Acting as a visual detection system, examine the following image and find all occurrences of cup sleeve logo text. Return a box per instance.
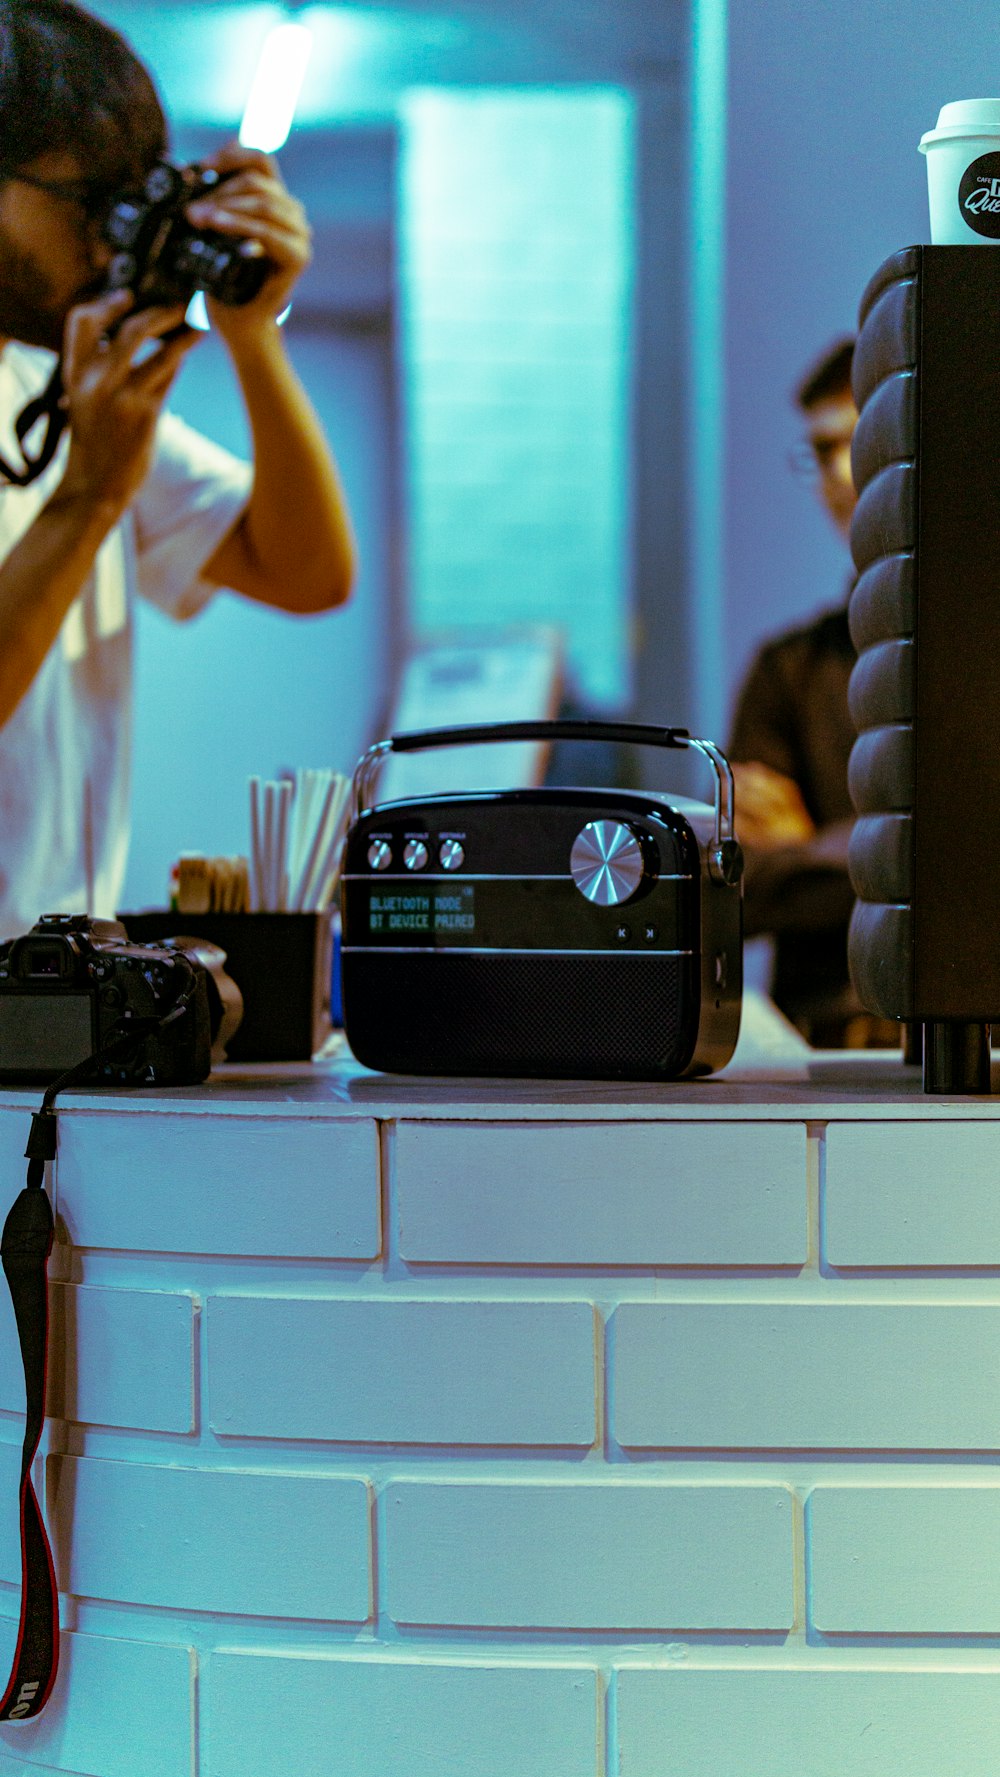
[959,153,1000,238]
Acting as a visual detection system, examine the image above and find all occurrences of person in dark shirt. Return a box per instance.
[728,337,896,1046]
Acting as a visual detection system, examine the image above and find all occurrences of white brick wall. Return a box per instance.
[385,1480,794,1630]
[207,1295,598,1446]
[396,1120,807,1265]
[206,1654,599,1777]
[810,1486,1000,1632]
[0,1281,195,1430]
[0,1628,192,1777]
[398,90,634,708]
[613,1302,1000,1449]
[5,1100,1000,1776]
[54,1113,381,1257]
[47,1456,372,1622]
[616,1669,1000,1777]
[825,1120,1000,1265]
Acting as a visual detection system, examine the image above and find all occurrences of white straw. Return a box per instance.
[290,775,338,911]
[248,767,350,915]
[287,769,308,893]
[309,782,351,910]
[248,776,263,912]
[289,768,323,897]
[82,775,95,912]
[274,780,293,912]
[303,779,351,910]
[263,781,277,910]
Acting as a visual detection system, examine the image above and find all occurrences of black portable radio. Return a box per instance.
[340,720,743,1081]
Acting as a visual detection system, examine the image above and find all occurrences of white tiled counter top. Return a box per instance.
[1,993,1000,1777]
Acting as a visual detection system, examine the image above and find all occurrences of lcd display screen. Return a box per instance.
[368,884,475,937]
[0,994,93,1072]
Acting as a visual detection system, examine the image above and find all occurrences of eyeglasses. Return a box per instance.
[0,169,118,226]
[787,433,855,479]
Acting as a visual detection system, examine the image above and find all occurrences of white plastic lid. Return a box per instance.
[920,99,1000,151]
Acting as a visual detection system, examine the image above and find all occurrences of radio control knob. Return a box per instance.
[570,820,646,906]
[367,839,392,872]
[439,839,465,872]
[403,839,429,872]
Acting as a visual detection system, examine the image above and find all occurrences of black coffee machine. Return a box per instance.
[848,245,1000,1091]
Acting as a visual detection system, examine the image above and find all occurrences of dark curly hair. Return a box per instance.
[793,336,855,412]
[0,0,167,185]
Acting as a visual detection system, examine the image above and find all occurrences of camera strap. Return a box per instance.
[0,362,67,488]
[0,1009,178,1722]
[0,1112,57,1721]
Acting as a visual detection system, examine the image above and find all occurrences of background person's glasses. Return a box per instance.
[787,434,854,479]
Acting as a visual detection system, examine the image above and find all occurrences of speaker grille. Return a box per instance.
[342,951,696,1080]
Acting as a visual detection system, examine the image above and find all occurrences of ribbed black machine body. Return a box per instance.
[847,246,1000,1090]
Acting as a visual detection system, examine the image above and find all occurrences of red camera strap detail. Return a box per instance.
[0,1142,59,1721]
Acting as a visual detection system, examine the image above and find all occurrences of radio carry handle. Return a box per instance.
[350,719,741,886]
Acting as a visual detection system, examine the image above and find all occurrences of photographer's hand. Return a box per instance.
[0,291,199,728]
[58,289,199,516]
[187,144,312,343]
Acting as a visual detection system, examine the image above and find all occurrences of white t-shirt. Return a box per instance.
[0,343,253,941]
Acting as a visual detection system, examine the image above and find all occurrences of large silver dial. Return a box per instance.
[570,820,646,905]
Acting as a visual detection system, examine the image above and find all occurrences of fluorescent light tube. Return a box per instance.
[186,291,211,331]
[191,18,311,330]
[239,21,314,154]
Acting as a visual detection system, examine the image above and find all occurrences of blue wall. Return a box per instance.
[723,0,998,716]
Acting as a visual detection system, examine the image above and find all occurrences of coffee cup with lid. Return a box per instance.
[920,100,1000,243]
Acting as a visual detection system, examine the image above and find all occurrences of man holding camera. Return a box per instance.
[0,0,356,940]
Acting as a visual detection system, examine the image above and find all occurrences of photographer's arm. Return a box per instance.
[191,144,356,616]
[0,292,196,729]
[201,324,355,614]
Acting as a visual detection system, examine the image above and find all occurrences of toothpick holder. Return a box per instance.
[118,910,333,1062]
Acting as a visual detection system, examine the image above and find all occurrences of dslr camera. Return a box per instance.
[102,160,270,310]
[0,161,269,489]
[0,915,241,1086]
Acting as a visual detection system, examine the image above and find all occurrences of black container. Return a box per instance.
[119,911,332,1062]
[847,245,1000,1090]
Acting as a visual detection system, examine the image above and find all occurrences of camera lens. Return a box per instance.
[105,199,146,251]
[144,165,179,204]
